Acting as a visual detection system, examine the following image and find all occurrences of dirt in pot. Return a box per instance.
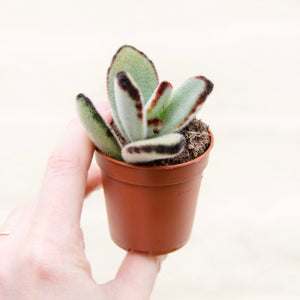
[111,118,211,166]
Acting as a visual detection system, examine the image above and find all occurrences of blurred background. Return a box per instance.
[1,0,299,299]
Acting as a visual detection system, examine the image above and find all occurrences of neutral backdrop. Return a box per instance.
[1,0,299,299]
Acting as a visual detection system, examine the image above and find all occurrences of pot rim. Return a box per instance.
[96,129,214,170]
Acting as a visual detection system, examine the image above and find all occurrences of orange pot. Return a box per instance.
[95,130,214,255]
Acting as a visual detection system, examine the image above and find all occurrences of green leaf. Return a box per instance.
[107,46,159,132]
[114,71,146,142]
[122,133,186,164]
[76,94,122,161]
[158,76,213,135]
[145,81,173,120]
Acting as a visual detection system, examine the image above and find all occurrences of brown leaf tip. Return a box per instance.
[76,93,94,108]
[147,118,164,127]
[156,81,172,98]
[76,93,88,101]
[116,71,141,103]
[147,81,172,114]
[195,75,214,102]
[176,76,214,130]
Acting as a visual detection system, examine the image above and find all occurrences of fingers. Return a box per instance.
[105,252,166,300]
[85,164,102,197]
[0,103,110,248]
[35,118,94,230]
[0,162,101,237]
[94,101,112,123]
[31,101,111,230]
[0,199,37,234]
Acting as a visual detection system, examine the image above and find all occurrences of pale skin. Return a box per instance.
[0,102,165,300]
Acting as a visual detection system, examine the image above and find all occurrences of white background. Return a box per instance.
[1,0,299,299]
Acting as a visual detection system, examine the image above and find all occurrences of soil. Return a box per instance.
[110,118,211,166]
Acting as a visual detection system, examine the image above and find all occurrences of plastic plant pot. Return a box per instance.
[95,130,214,255]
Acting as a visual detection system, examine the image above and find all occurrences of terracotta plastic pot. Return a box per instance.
[95,130,214,255]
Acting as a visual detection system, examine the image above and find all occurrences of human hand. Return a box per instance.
[0,102,165,300]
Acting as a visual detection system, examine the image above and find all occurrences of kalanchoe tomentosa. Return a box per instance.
[76,45,213,164]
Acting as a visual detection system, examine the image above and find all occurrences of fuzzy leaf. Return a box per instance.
[114,71,146,142]
[122,133,186,164]
[146,117,164,138]
[107,45,158,133]
[145,81,173,120]
[76,94,122,160]
[158,76,213,135]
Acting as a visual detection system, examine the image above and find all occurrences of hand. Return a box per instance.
[0,102,165,300]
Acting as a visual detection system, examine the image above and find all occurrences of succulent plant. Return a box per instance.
[76,45,213,164]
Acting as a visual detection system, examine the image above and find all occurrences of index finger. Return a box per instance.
[33,102,112,234]
[35,118,94,230]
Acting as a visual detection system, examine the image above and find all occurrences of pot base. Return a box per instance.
[113,238,189,255]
